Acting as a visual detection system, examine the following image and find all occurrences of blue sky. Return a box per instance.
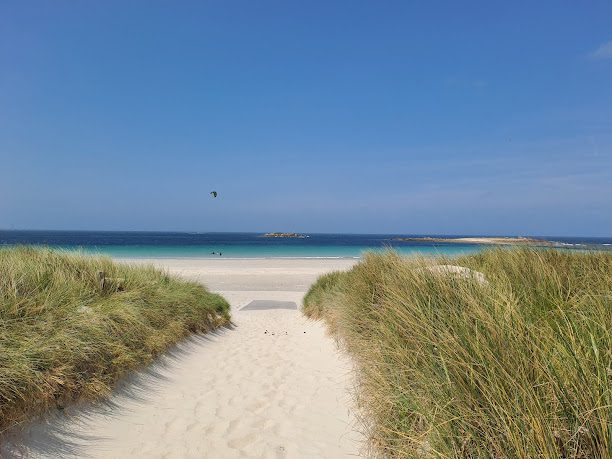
[1,1,611,236]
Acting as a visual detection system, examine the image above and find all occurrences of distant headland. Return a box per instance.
[261,232,308,238]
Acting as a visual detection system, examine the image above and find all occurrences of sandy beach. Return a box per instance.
[2,258,362,459]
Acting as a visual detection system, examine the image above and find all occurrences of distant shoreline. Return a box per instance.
[392,236,558,246]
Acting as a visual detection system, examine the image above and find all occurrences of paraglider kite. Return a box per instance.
[210,191,218,198]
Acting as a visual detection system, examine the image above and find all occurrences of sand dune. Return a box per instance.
[2,258,362,458]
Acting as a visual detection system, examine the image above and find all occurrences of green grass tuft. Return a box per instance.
[0,246,230,433]
[303,249,611,458]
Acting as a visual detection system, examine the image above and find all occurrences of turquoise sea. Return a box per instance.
[1,231,610,259]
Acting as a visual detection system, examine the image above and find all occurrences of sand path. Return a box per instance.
[2,259,362,458]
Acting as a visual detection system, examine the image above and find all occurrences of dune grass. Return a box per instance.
[0,246,230,433]
[303,249,611,458]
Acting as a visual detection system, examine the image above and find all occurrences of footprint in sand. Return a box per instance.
[227,431,257,449]
[246,399,267,414]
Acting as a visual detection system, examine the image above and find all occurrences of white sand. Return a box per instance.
[2,258,363,459]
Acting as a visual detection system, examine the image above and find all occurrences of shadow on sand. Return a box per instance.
[0,324,235,458]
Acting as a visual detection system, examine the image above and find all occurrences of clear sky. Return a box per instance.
[1,1,611,236]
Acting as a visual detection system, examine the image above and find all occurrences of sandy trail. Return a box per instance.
[2,258,362,458]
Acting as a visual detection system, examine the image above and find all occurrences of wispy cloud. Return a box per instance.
[588,41,612,60]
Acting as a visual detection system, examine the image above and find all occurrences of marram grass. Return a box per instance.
[303,249,611,458]
[0,246,230,433]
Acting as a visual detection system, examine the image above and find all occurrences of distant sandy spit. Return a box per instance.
[2,258,363,459]
[393,236,556,245]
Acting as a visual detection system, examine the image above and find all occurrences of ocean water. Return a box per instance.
[0,231,610,259]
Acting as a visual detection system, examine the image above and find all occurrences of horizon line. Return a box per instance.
[0,228,610,239]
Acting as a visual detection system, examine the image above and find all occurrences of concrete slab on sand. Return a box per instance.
[240,299,298,311]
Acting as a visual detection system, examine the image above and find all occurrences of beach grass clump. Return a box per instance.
[0,246,230,433]
[303,249,611,458]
